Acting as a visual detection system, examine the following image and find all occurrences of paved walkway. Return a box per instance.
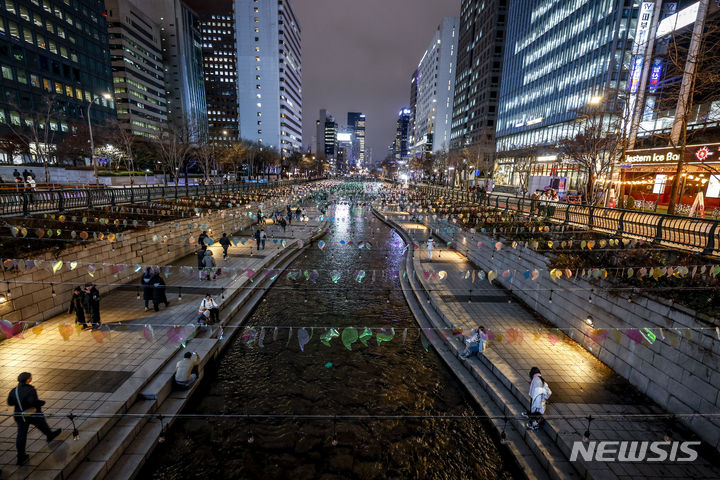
[383,210,720,480]
[0,197,325,478]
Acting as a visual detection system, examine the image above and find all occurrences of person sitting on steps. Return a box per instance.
[174,352,200,389]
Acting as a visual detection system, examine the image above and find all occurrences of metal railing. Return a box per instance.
[413,184,720,256]
[0,179,321,217]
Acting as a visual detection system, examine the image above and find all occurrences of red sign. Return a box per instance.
[697,146,710,161]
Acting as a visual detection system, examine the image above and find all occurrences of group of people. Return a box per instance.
[140,267,170,312]
[530,189,560,218]
[67,283,101,329]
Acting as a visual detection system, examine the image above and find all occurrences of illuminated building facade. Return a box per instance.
[235,0,302,156]
[413,16,458,154]
[494,0,636,191]
[106,0,166,138]
[347,111,365,168]
[186,0,238,143]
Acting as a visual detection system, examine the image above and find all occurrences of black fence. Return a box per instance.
[0,179,319,217]
[414,184,720,256]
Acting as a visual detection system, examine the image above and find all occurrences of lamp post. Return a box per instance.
[88,92,112,185]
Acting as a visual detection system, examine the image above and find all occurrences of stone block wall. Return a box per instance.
[0,207,255,328]
[429,222,720,450]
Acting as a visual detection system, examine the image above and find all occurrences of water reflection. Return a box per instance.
[144,201,520,480]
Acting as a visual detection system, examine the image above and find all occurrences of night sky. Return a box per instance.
[293,0,460,164]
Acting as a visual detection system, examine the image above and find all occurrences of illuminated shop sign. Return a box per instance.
[656,2,700,38]
[625,144,720,164]
[629,56,644,93]
[632,2,656,55]
[648,57,663,93]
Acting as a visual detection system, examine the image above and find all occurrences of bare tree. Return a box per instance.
[7,95,61,183]
[217,141,247,181]
[557,100,625,205]
[106,122,138,184]
[652,14,720,214]
[0,133,28,164]
[194,140,217,182]
[156,122,196,186]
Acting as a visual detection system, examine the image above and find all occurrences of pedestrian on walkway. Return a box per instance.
[295,207,301,221]
[546,189,559,218]
[151,270,170,310]
[530,190,540,217]
[254,229,261,251]
[68,286,89,329]
[83,283,101,328]
[203,250,216,280]
[198,230,209,247]
[279,216,287,232]
[219,232,231,259]
[141,267,155,311]
[7,372,62,466]
[260,229,266,250]
[197,245,207,280]
[527,367,552,431]
[197,293,220,324]
[427,237,434,260]
[174,352,200,389]
[256,209,263,225]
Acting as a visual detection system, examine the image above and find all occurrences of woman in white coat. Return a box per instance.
[527,366,551,430]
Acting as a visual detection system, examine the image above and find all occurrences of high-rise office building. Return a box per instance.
[324,115,337,159]
[494,0,636,191]
[0,0,115,153]
[316,108,330,157]
[394,108,411,161]
[347,111,365,168]
[408,68,418,151]
[413,16,459,155]
[450,0,507,162]
[106,0,167,138]
[235,0,302,156]
[186,0,238,143]
[145,0,208,141]
[336,124,353,173]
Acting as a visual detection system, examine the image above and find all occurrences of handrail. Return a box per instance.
[0,178,324,217]
[410,183,720,257]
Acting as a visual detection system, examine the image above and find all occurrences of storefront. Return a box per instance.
[494,155,586,198]
[621,143,720,209]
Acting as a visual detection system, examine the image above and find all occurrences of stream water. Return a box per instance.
[142,197,521,479]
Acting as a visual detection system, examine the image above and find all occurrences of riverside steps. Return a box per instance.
[376,208,720,480]
[0,200,327,479]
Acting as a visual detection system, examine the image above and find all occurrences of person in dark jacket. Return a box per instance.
[219,232,231,259]
[68,286,89,329]
[83,283,101,328]
[141,268,155,311]
[7,372,61,465]
[198,230,209,247]
[151,271,169,311]
[197,245,207,280]
[254,229,261,251]
[279,217,287,232]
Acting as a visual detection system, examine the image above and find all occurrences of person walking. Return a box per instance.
[141,267,155,311]
[197,293,220,324]
[279,216,287,232]
[254,229,261,251]
[68,286,89,329]
[427,237,434,260]
[530,190,540,217]
[83,283,101,329]
[197,245,207,280]
[219,232,231,259]
[260,229,266,250]
[7,372,62,466]
[151,270,170,310]
[197,230,209,247]
[526,367,552,430]
[203,250,216,280]
[295,207,302,221]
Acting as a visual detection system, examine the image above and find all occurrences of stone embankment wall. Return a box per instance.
[0,206,255,328]
[430,222,720,450]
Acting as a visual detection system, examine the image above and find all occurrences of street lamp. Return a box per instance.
[88,92,113,185]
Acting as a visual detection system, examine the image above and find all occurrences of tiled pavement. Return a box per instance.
[0,198,325,479]
[384,211,720,480]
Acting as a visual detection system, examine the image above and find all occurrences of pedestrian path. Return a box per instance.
[382,210,720,480]
[0,202,325,479]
